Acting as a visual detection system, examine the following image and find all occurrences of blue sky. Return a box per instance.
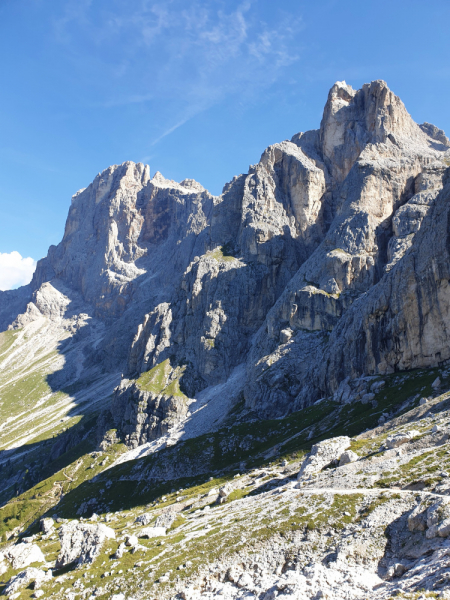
[1,0,449,288]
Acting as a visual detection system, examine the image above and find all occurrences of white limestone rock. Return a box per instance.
[5,544,46,570]
[154,514,177,529]
[138,527,166,539]
[339,450,358,466]
[125,535,139,547]
[3,568,51,596]
[40,518,54,535]
[134,513,153,526]
[297,436,351,479]
[385,430,420,449]
[56,521,115,568]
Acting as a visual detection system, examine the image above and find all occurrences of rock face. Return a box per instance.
[1,79,450,448]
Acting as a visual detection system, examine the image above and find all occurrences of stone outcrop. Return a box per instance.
[243,81,450,416]
[56,521,115,568]
[3,567,51,596]
[138,527,166,538]
[297,436,351,479]
[3,543,46,570]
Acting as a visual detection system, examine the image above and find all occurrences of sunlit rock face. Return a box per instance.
[2,79,450,442]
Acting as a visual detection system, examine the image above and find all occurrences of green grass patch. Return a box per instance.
[136,359,187,398]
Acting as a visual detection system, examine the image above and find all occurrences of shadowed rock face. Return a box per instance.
[2,79,450,444]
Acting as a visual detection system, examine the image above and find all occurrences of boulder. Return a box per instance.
[56,520,115,568]
[427,498,450,530]
[237,572,254,589]
[0,553,7,577]
[40,518,54,535]
[138,527,166,539]
[219,484,232,498]
[114,543,126,559]
[155,513,176,529]
[297,436,351,479]
[5,543,46,570]
[360,393,375,404]
[4,568,51,596]
[371,380,385,392]
[436,518,450,538]
[432,377,441,389]
[385,430,420,449]
[408,504,427,532]
[22,536,36,544]
[125,535,138,547]
[339,450,358,466]
[134,513,152,526]
[280,328,293,344]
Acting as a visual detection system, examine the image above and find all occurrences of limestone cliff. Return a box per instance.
[2,79,450,445]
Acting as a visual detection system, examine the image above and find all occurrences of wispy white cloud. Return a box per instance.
[52,1,304,144]
[0,251,36,291]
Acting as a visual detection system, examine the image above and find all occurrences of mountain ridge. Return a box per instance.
[2,79,450,445]
[2,79,450,599]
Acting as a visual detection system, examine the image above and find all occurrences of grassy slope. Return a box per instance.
[40,366,448,520]
[1,348,449,599]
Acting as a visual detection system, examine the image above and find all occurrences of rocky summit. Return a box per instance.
[1,80,450,599]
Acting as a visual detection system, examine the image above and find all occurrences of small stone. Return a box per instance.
[432,377,441,389]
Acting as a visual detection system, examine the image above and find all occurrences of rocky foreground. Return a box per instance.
[1,368,450,599]
[1,80,450,598]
